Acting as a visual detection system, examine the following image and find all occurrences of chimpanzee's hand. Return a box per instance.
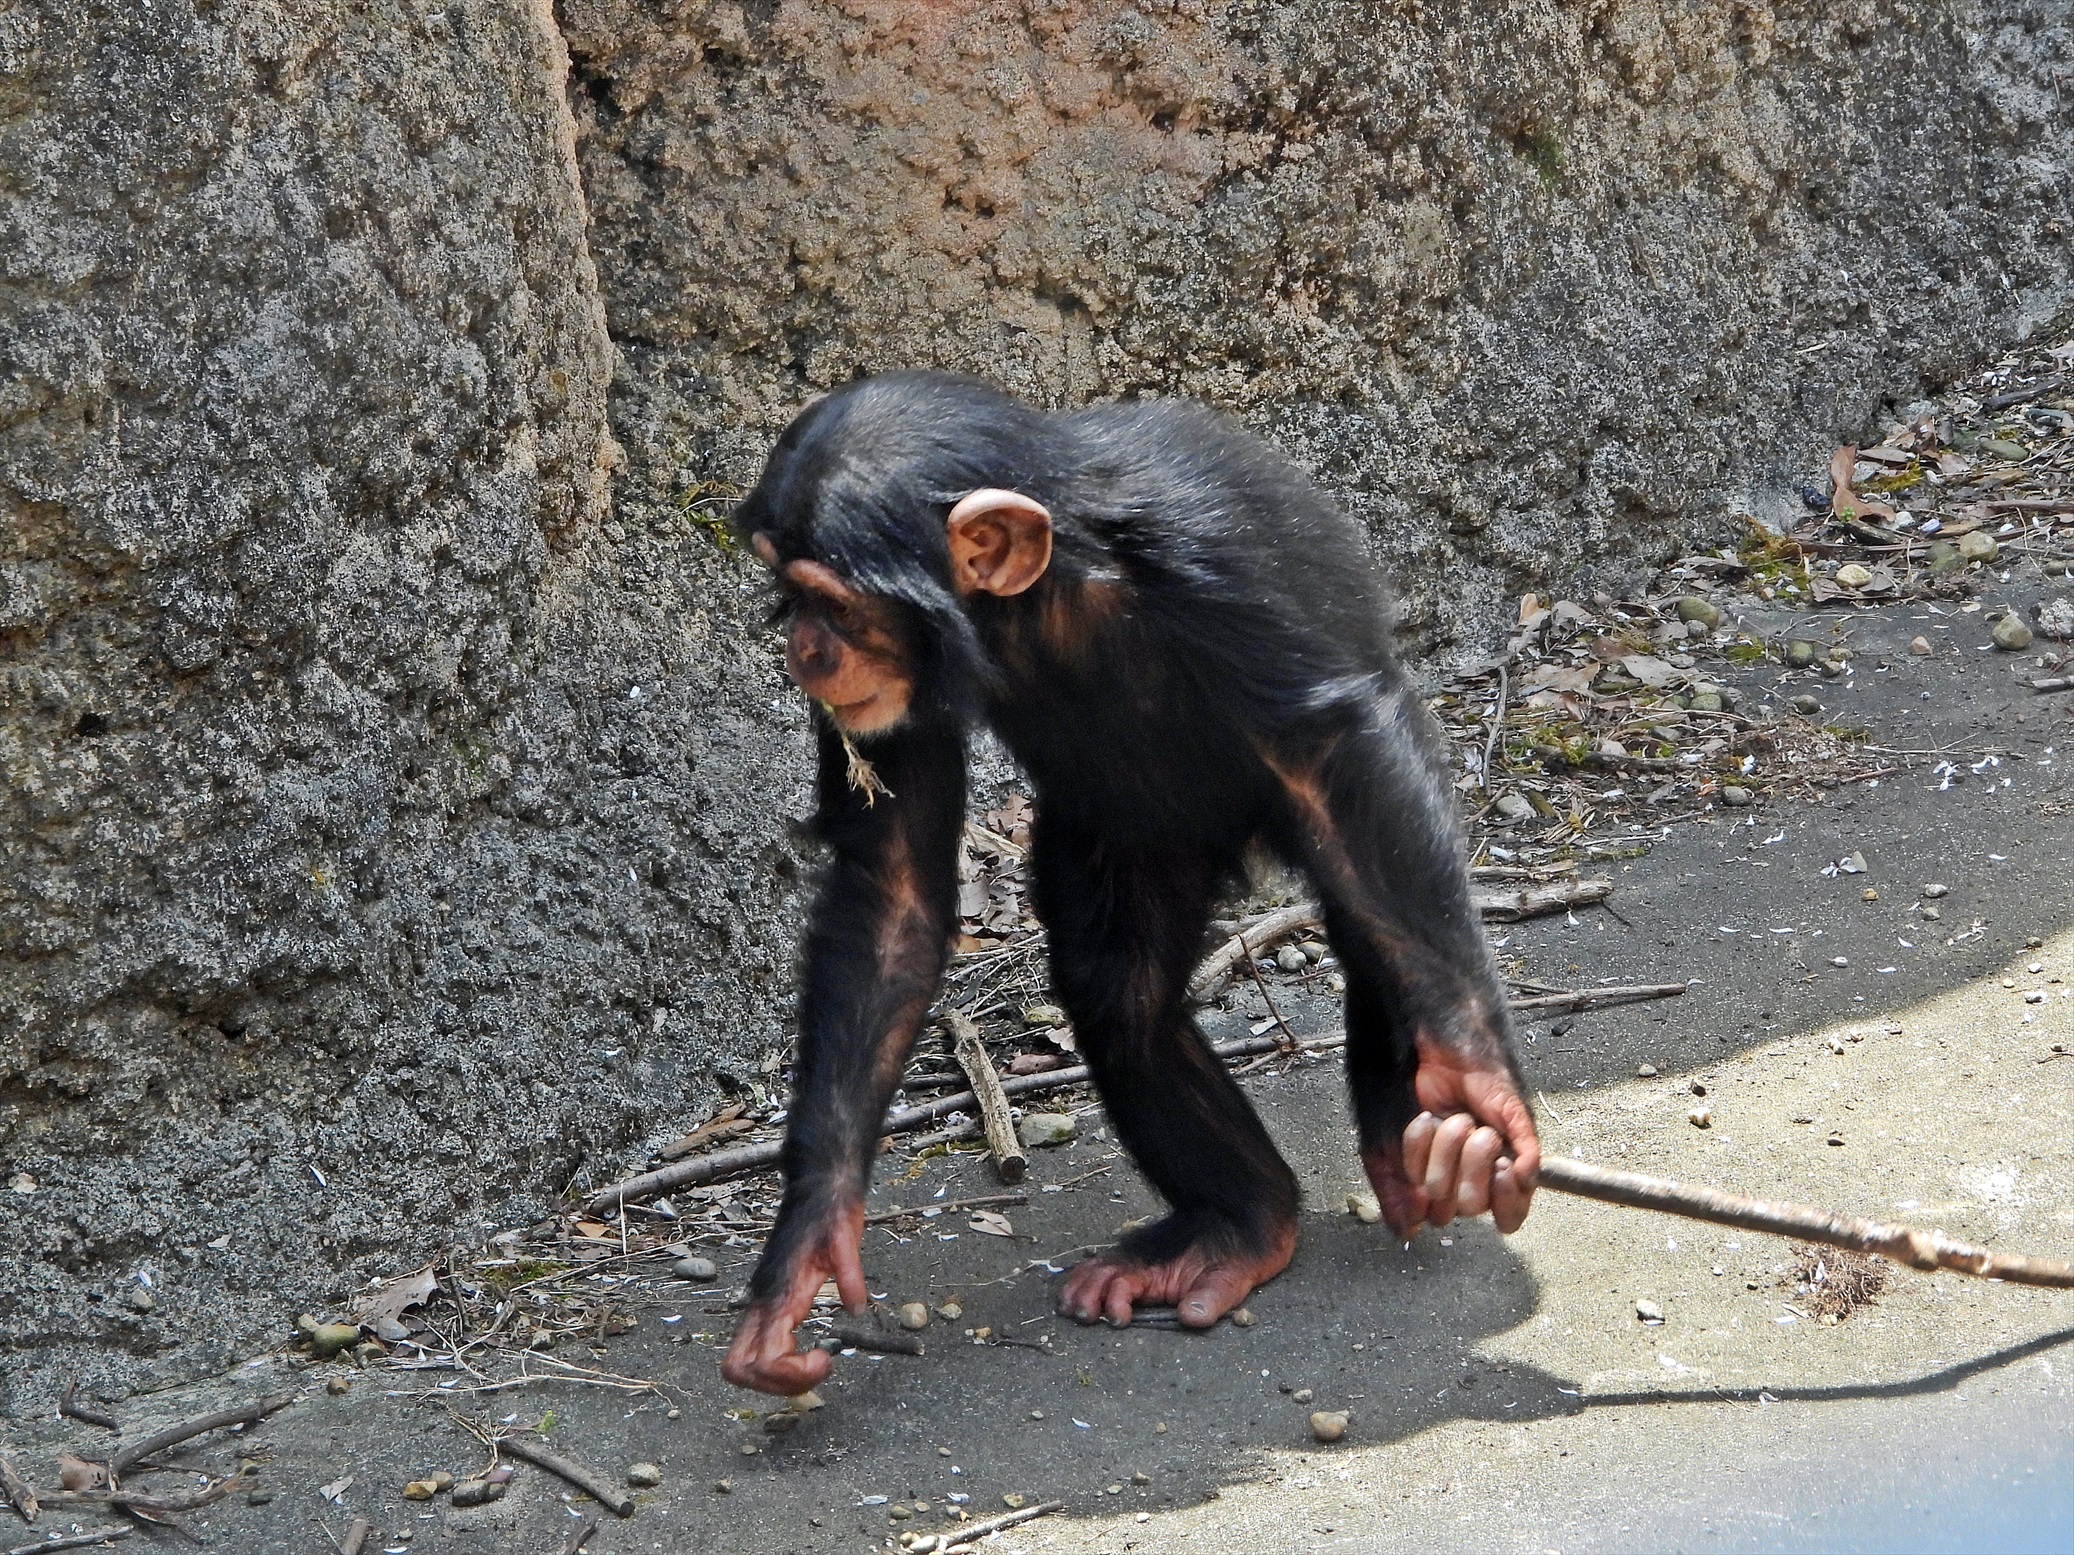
[720,1201,867,1396]
[1362,1037,1540,1239]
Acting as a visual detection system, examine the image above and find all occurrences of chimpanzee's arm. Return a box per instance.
[1266,686,1540,1239]
[721,715,964,1394]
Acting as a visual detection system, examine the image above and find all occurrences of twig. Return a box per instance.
[339,1519,372,1555]
[495,1437,635,1519]
[1508,982,1689,1013]
[1473,878,1613,922]
[831,1325,923,1356]
[948,1011,1027,1185]
[106,1391,297,1476]
[1480,664,1509,795]
[863,1193,1027,1228]
[59,1380,118,1432]
[3,1532,131,1555]
[1242,955,1298,1048]
[2033,676,2073,693]
[0,1453,37,1524]
[46,1477,250,1514]
[1186,904,1320,1000]
[1539,1157,2074,1288]
[937,1499,1067,1550]
[556,1519,599,1555]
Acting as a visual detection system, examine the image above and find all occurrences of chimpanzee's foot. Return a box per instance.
[1057,1212,1297,1328]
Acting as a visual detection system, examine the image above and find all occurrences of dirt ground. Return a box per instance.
[4,586,2071,1553]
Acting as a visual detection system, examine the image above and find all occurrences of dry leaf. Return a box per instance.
[968,1210,1014,1237]
[351,1262,439,1328]
[1828,444,1895,521]
[57,1451,107,1492]
[1617,654,1677,688]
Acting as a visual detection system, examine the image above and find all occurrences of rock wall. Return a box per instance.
[1,0,2069,1400]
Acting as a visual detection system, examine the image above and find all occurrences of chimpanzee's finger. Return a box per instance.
[1421,1111,1476,1226]
[1401,1111,1439,1189]
[1490,1159,1534,1233]
[1453,1125,1506,1220]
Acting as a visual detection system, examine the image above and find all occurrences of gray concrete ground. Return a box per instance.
[3,587,2070,1554]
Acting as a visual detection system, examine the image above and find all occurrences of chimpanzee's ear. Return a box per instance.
[945,489,1053,597]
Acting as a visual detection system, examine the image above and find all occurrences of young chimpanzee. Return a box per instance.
[720,372,1539,1396]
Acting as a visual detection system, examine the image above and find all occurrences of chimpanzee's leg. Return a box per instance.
[1265,691,1539,1239]
[1031,814,1300,1327]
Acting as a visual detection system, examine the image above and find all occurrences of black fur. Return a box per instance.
[735,372,1521,1299]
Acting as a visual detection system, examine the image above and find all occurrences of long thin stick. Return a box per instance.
[0,1453,37,1524]
[107,1391,296,1475]
[4,1532,131,1555]
[948,1012,1027,1185]
[937,1499,1066,1551]
[496,1436,635,1518]
[339,1519,372,1555]
[1539,1157,2074,1289]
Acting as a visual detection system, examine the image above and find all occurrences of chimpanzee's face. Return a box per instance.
[753,533,915,735]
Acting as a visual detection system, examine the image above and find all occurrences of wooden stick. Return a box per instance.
[1473,878,1612,922]
[948,1011,1027,1185]
[863,1193,1027,1227]
[1539,1157,2074,1289]
[339,1518,372,1555]
[937,1499,1066,1551]
[831,1325,923,1356]
[46,1476,249,1514]
[106,1391,296,1476]
[59,1379,117,1432]
[3,1532,131,1555]
[1508,982,1689,1013]
[0,1453,37,1526]
[556,1518,598,1555]
[1187,904,1320,1000]
[2032,675,2073,692]
[496,1437,634,1518]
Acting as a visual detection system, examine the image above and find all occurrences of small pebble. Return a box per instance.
[1293,1387,1314,1404]
[373,1316,410,1344]
[1635,1299,1663,1324]
[403,1479,442,1501]
[1908,636,1932,656]
[1923,905,1942,921]
[713,1478,734,1493]
[1300,941,1327,963]
[1022,1005,1068,1028]
[627,1462,663,1488]
[1790,693,1822,715]
[1958,530,1999,563]
[1833,563,1874,590]
[899,1302,930,1331]
[1310,1410,1350,1443]
[790,1390,825,1412]
[326,1375,350,1396]
[935,1301,963,1321]
[1922,882,1948,898]
[1784,640,1818,668]
[1132,1471,1152,1485]
[247,1486,274,1506]
[1636,1063,1658,1078]
[1688,1106,1712,1129]
[1275,945,1308,974]
[673,1255,718,1283]
[888,1505,911,1521]
[1002,1493,1028,1509]
[1154,1422,1168,1434]
[1326,972,1347,994]
[1720,785,1752,807]
[1830,956,1849,968]
[763,1412,799,1434]
[1494,792,1538,825]
[1689,1081,1707,1096]
[1231,1308,1256,1328]
[1105,1482,1123,1495]
[1675,596,1722,629]
[1346,1192,1382,1224]
[666,1407,682,1420]
[1027,1410,1043,1421]
[451,1479,505,1508]
[1862,888,1879,902]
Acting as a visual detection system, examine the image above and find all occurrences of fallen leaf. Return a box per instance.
[968,1211,1015,1237]
[1618,654,1678,688]
[57,1452,107,1492]
[1828,444,1895,522]
[320,1474,355,1503]
[351,1263,439,1328]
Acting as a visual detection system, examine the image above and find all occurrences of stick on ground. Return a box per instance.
[0,1453,37,1525]
[59,1380,117,1432]
[3,1531,131,1555]
[556,1517,599,1555]
[938,1499,1066,1550]
[948,1010,1027,1184]
[496,1436,635,1518]
[339,1518,372,1555]
[831,1324,924,1356]
[1539,1156,2074,1289]
[106,1390,296,1476]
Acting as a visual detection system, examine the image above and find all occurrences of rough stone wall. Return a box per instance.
[565,0,2074,642]
[1,0,2069,1402]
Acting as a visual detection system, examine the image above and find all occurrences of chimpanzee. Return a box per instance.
[720,372,1539,1396]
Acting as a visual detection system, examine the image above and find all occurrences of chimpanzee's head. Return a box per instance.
[734,374,1058,734]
